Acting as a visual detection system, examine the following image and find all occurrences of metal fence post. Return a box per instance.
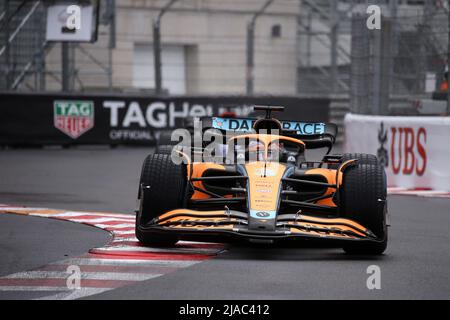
[372,25,381,115]
[447,0,450,115]
[330,0,338,94]
[350,13,370,114]
[153,21,162,94]
[371,16,392,116]
[4,0,11,89]
[246,23,255,95]
[245,0,274,95]
[379,18,391,115]
[62,42,69,91]
[108,0,116,91]
[153,0,179,95]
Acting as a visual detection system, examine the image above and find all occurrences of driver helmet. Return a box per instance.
[248,140,265,161]
[267,141,284,161]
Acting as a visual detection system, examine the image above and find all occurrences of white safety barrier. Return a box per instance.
[344,113,450,191]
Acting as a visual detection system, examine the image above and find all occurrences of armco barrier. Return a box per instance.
[345,113,450,191]
[0,92,329,146]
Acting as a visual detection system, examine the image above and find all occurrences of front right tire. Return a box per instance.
[340,163,388,255]
[155,144,174,155]
[328,153,379,169]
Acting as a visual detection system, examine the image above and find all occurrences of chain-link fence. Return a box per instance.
[3,0,449,106]
[392,10,448,96]
[0,0,301,95]
[0,0,117,93]
[0,1,47,91]
[350,5,449,115]
[297,0,353,96]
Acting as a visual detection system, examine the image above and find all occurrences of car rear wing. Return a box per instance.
[201,117,338,151]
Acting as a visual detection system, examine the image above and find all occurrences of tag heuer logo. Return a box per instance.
[54,100,94,139]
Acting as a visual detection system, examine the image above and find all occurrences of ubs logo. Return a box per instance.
[377,122,427,176]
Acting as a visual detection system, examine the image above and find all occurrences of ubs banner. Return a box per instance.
[0,92,329,146]
[345,113,450,191]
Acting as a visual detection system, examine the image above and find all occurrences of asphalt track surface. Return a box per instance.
[0,146,449,299]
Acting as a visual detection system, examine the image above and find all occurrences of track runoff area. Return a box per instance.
[0,205,225,300]
[0,187,448,300]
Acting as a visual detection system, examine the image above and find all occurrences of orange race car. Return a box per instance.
[135,106,388,255]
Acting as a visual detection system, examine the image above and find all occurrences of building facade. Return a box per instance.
[42,0,300,95]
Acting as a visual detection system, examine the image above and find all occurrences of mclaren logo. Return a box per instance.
[255,211,270,218]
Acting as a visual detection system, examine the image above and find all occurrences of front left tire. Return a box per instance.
[136,154,186,246]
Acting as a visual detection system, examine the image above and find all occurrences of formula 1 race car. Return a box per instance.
[136,106,388,255]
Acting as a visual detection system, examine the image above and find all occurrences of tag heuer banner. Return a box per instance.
[0,92,329,146]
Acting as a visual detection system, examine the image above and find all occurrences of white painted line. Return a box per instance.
[4,271,162,281]
[69,218,135,224]
[0,286,70,291]
[94,223,134,229]
[388,188,450,197]
[0,209,134,219]
[93,245,220,254]
[45,211,134,219]
[36,288,111,300]
[387,187,408,192]
[179,240,222,245]
[55,258,200,268]
[0,207,55,212]
[30,213,61,218]
[111,237,140,243]
[423,193,450,198]
[410,190,447,195]
[112,230,136,235]
[390,190,446,195]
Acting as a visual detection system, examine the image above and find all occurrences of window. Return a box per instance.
[133,43,186,94]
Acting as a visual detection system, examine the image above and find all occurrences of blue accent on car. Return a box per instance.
[212,117,325,135]
[250,210,277,219]
[280,121,325,135]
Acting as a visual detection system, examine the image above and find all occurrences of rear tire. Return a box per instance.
[340,164,388,255]
[158,131,175,146]
[155,131,176,157]
[136,154,186,246]
[341,153,378,165]
[329,153,378,169]
[155,144,173,155]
